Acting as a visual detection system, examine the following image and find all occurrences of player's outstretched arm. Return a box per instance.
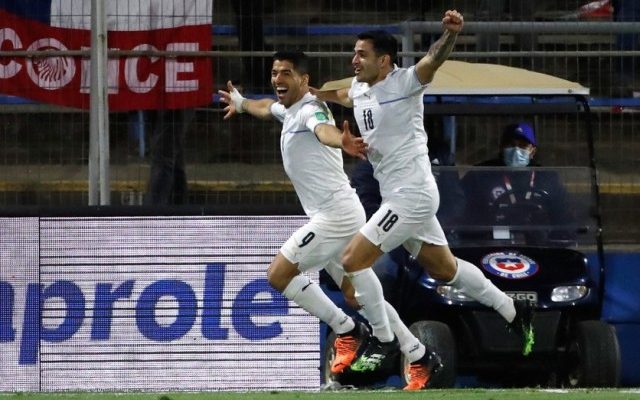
[218,80,275,120]
[310,87,353,108]
[415,9,464,85]
[315,120,367,160]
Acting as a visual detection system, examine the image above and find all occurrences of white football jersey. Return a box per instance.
[270,92,356,216]
[349,65,436,200]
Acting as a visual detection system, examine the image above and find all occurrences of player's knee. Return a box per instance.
[265,265,281,290]
[428,262,456,282]
[341,243,372,273]
[267,263,297,292]
[341,251,368,273]
[340,247,356,272]
[420,251,457,282]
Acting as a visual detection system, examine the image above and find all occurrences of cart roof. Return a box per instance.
[319,60,590,96]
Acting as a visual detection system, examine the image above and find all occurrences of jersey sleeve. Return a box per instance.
[270,102,286,123]
[302,101,335,133]
[347,77,358,99]
[392,66,428,95]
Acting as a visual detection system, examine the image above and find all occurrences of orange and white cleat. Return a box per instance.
[403,350,442,390]
[330,319,369,374]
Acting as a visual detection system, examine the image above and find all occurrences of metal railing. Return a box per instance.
[400,21,640,65]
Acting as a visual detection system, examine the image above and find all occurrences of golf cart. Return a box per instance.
[320,61,621,388]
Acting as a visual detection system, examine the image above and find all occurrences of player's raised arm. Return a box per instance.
[315,120,367,160]
[218,80,275,120]
[310,86,353,108]
[415,9,464,85]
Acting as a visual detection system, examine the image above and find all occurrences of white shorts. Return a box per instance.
[360,189,448,257]
[280,198,366,273]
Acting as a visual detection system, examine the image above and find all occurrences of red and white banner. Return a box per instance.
[0,1,212,111]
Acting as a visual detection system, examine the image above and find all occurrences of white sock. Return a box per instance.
[386,303,425,362]
[348,268,394,342]
[449,258,516,322]
[282,274,355,334]
[358,302,425,363]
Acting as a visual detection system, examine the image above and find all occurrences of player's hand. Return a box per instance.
[341,120,368,160]
[442,10,464,34]
[217,80,245,120]
[309,86,328,101]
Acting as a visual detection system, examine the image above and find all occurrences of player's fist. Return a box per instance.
[442,10,463,33]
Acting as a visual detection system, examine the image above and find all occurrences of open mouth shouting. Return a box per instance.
[275,86,289,101]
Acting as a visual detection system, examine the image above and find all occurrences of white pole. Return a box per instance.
[89,0,110,205]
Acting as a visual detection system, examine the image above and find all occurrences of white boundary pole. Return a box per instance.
[89,0,110,205]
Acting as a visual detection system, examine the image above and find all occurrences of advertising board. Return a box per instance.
[0,216,319,391]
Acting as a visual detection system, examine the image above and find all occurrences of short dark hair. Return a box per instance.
[272,50,309,75]
[357,30,398,64]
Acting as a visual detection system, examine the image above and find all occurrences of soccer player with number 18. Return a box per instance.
[313,10,536,381]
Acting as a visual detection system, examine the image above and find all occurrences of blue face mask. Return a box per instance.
[503,146,531,167]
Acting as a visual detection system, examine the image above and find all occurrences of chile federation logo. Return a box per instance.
[481,251,539,279]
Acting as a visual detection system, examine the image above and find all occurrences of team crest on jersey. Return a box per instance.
[315,112,329,121]
[481,251,539,279]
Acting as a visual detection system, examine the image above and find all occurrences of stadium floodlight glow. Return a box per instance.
[437,285,474,302]
[551,285,588,302]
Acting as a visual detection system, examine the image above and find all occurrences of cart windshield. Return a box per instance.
[436,165,597,249]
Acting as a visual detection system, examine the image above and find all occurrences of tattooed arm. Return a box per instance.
[415,10,464,85]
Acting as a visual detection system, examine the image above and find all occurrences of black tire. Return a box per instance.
[322,330,339,386]
[565,320,621,388]
[400,320,457,388]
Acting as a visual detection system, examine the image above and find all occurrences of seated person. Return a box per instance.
[460,122,574,242]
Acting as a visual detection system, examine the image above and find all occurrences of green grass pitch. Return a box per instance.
[1,389,640,400]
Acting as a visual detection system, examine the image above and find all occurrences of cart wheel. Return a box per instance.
[400,320,457,388]
[565,320,621,387]
[322,330,339,386]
